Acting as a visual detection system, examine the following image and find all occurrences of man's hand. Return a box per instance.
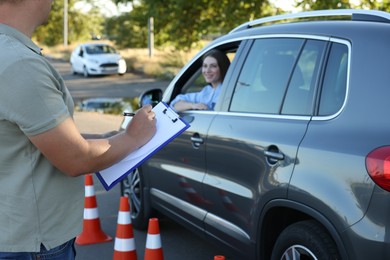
[125,105,156,148]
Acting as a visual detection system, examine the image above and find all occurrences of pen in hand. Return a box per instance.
[123,112,136,117]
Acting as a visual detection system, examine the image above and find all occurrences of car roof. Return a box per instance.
[230,9,390,33]
[214,9,390,43]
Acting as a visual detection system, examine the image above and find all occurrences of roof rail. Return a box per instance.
[230,9,390,33]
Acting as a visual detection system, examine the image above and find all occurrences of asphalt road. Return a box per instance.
[49,57,170,104]
[51,58,234,260]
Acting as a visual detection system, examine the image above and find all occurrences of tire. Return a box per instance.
[70,64,77,75]
[83,66,89,77]
[271,220,340,260]
[120,168,152,230]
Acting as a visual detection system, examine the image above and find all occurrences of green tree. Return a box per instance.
[105,4,149,48]
[33,0,105,46]
[111,0,277,50]
[294,0,390,15]
[295,0,351,10]
[357,0,390,11]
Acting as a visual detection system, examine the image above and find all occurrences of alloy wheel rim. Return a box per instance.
[128,169,141,216]
[281,245,317,260]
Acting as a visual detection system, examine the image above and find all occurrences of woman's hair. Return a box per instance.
[202,49,231,81]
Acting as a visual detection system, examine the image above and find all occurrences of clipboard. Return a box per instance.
[96,102,190,190]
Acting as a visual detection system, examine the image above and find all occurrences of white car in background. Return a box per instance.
[70,43,127,77]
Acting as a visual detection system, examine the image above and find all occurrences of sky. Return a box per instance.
[74,0,132,17]
[273,0,298,12]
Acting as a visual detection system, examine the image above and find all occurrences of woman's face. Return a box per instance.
[202,56,221,87]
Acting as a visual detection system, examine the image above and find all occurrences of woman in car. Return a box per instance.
[170,49,230,112]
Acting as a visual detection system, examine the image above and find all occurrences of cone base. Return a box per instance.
[113,250,137,260]
[144,249,163,260]
[76,218,113,245]
[75,230,112,245]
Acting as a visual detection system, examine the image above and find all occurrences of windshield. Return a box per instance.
[85,45,117,55]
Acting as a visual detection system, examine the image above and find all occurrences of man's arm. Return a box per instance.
[29,105,156,177]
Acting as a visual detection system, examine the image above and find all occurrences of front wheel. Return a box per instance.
[70,64,77,75]
[271,220,340,260]
[120,168,153,229]
[83,66,89,77]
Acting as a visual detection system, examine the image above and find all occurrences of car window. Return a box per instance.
[76,47,83,57]
[180,70,207,94]
[180,52,236,95]
[230,38,304,114]
[85,45,117,55]
[282,40,327,115]
[318,42,348,116]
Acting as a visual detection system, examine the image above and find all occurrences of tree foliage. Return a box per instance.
[357,0,390,11]
[295,0,390,12]
[32,0,390,49]
[105,4,149,48]
[34,0,105,46]
[295,0,351,10]
[111,0,277,50]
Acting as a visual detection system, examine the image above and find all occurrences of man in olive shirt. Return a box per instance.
[0,0,156,258]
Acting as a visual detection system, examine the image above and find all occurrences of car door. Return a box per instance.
[202,37,328,251]
[142,43,241,231]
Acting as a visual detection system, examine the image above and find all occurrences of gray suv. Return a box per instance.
[121,9,390,259]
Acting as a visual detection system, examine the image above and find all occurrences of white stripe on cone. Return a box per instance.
[117,211,131,225]
[114,237,136,252]
[83,207,99,220]
[85,185,95,197]
[146,234,162,249]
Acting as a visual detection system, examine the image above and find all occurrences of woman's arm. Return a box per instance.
[173,100,208,112]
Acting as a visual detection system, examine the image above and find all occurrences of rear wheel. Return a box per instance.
[120,168,152,229]
[271,220,340,260]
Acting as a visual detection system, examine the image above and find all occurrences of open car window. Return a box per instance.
[168,42,241,110]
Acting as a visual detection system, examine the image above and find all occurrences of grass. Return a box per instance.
[41,41,200,80]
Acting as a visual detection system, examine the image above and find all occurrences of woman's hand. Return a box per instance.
[191,102,208,110]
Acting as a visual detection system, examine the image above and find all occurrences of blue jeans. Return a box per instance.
[0,238,76,260]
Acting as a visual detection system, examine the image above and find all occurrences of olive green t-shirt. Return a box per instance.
[0,24,84,252]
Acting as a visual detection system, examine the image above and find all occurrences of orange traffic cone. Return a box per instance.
[113,197,137,260]
[144,218,163,260]
[214,256,225,260]
[76,174,112,245]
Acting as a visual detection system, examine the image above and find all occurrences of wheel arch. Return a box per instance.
[257,199,348,260]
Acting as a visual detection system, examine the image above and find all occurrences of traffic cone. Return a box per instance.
[214,256,225,260]
[113,196,137,260]
[76,174,112,245]
[144,218,163,260]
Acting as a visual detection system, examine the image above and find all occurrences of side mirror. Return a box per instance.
[139,89,163,108]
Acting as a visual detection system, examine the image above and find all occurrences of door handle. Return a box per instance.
[264,150,284,160]
[264,148,284,165]
[190,134,204,149]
